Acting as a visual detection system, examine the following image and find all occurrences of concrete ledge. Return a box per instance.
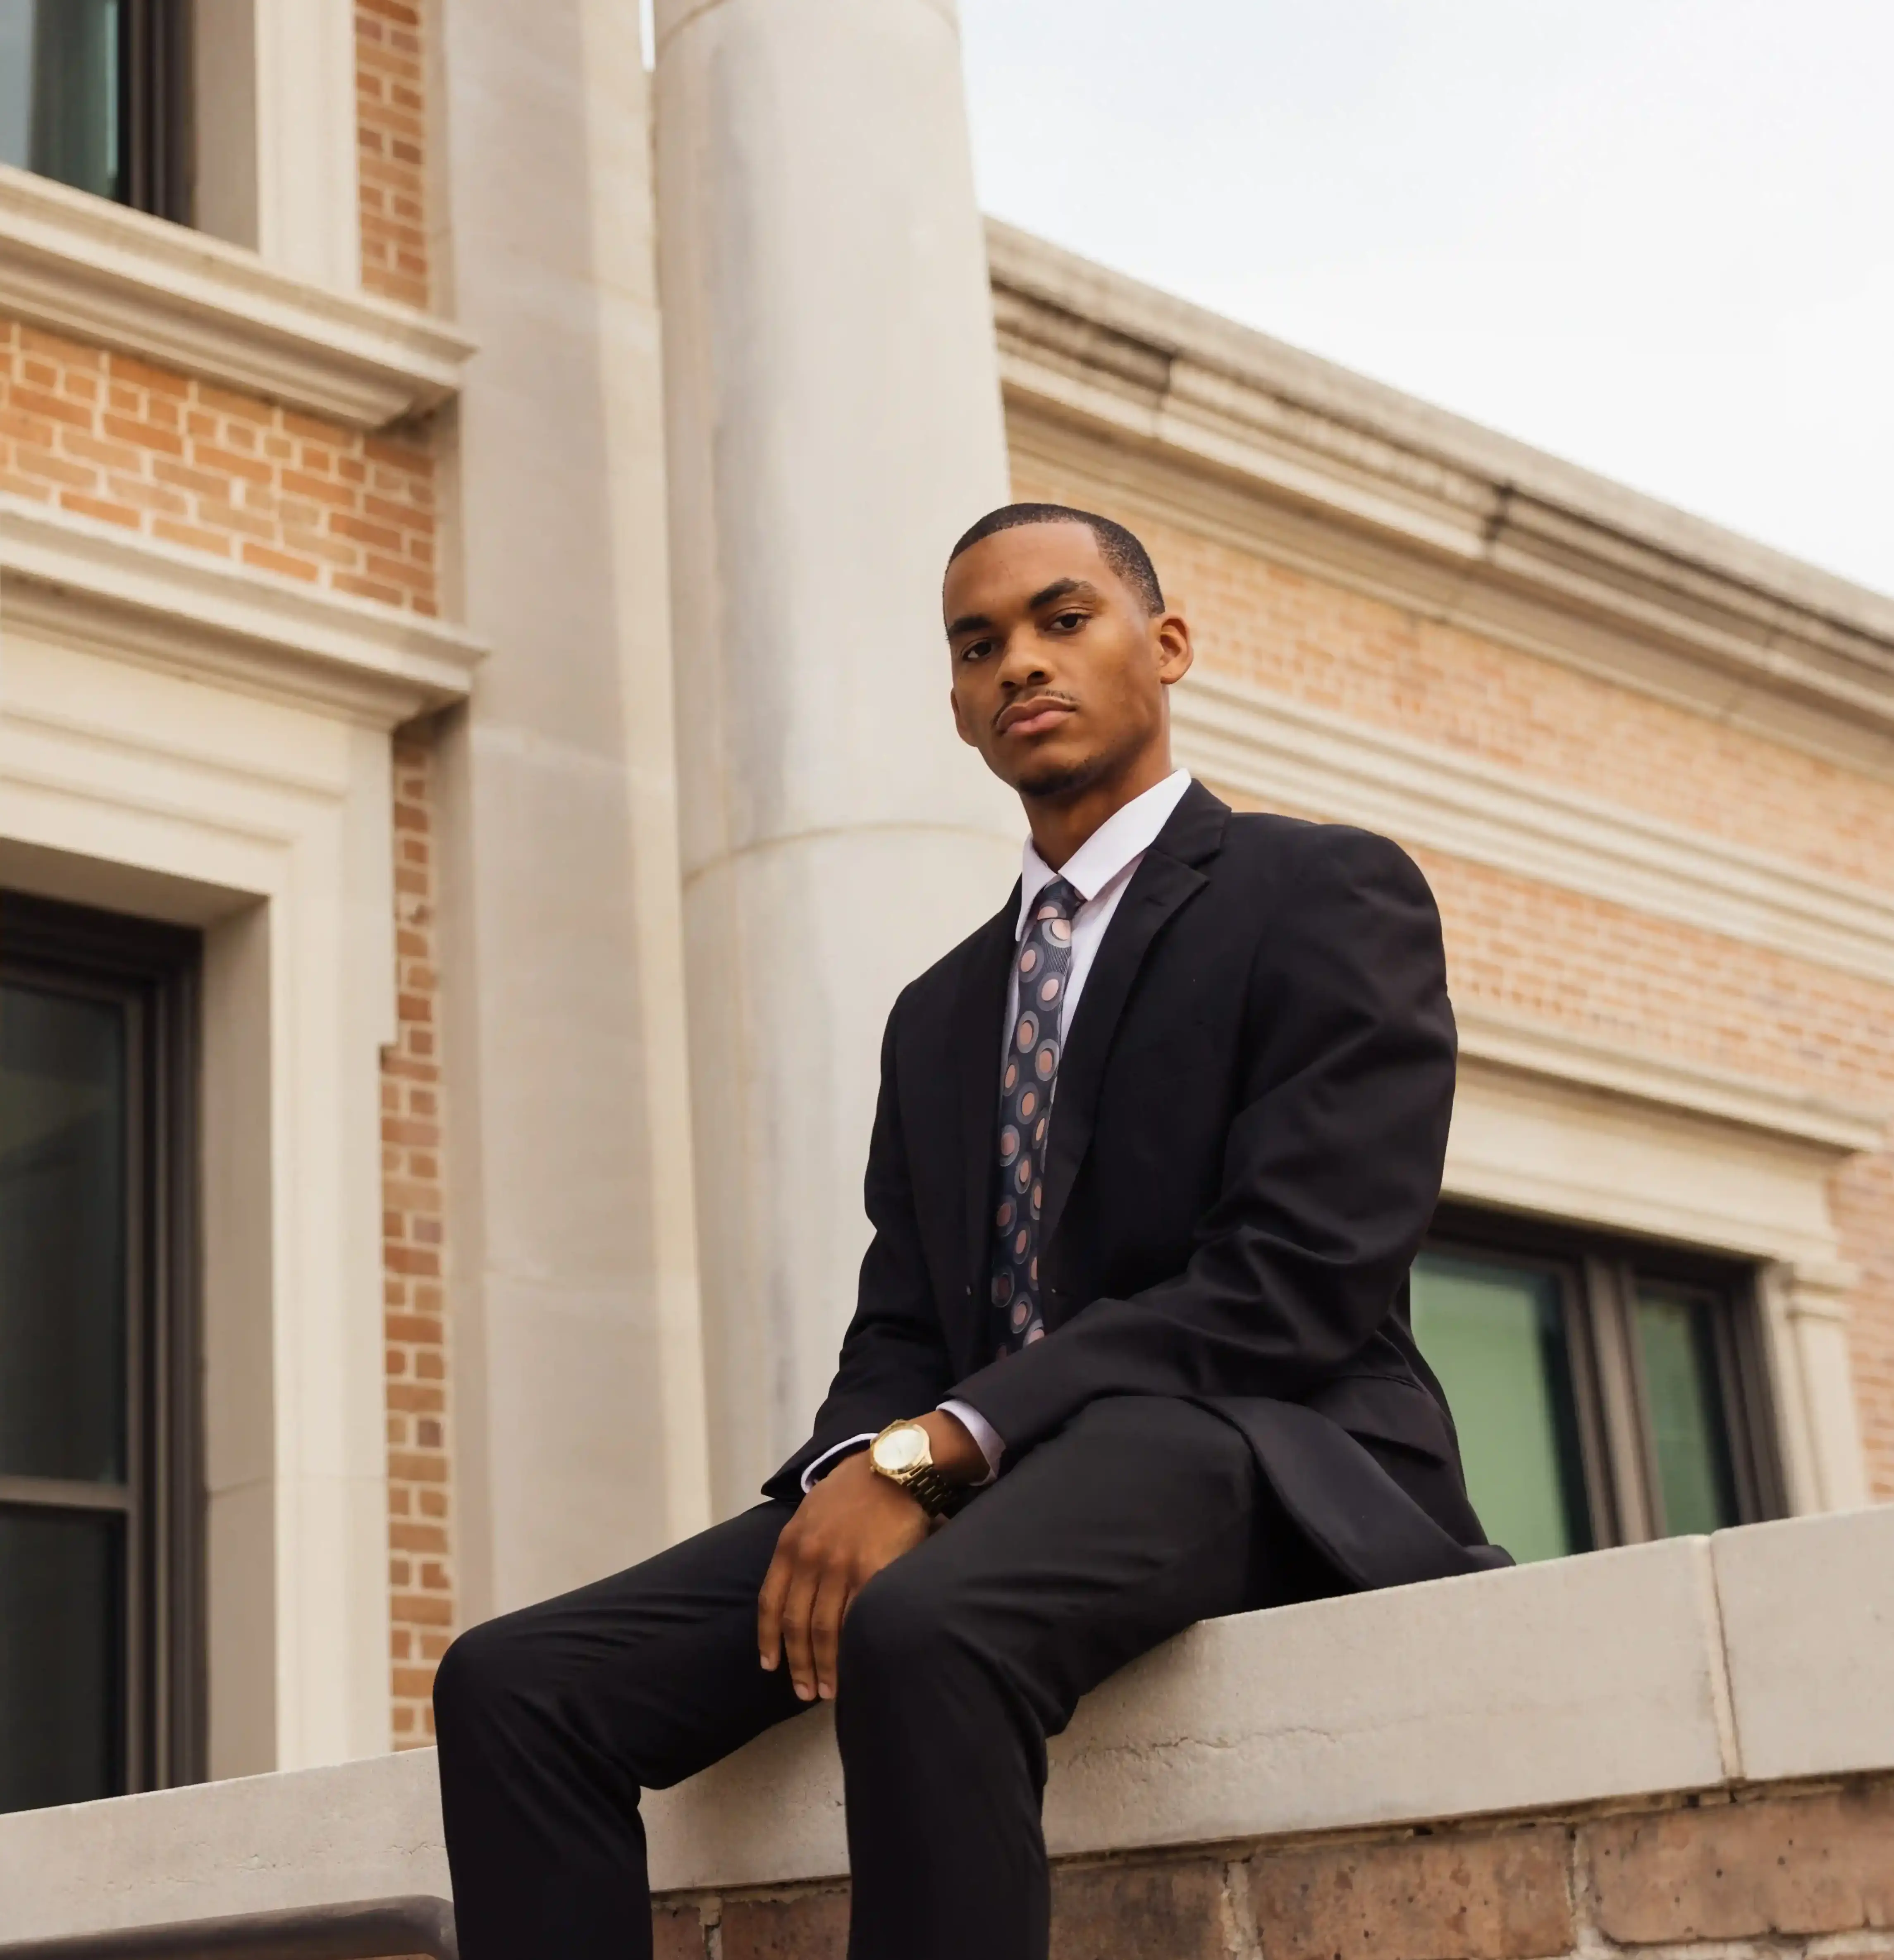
[1714,1504,1894,1782]
[2,1511,1889,1939]
[646,1538,1733,1888]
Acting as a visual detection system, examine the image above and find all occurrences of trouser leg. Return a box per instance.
[433,1500,803,1960]
[835,1396,1334,1960]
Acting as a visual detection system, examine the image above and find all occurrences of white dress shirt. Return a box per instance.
[801,769,1197,1492]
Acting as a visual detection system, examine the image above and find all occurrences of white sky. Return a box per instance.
[958,0,1894,598]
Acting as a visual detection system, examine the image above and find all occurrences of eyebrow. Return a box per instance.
[947,578,1103,640]
[1027,578,1098,609]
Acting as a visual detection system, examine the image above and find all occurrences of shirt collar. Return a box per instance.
[1015,769,1194,940]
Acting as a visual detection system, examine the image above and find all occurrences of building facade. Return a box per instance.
[0,0,1889,1831]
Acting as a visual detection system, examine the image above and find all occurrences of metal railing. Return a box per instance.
[0,1897,456,1960]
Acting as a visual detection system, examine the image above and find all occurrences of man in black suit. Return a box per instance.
[434,504,1507,1960]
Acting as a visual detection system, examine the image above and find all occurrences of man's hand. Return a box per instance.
[758,1411,989,1702]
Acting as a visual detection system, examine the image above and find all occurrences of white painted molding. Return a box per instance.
[0,626,407,1774]
[0,495,483,726]
[1454,1004,1884,1155]
[1172,663,1894,989]
[990,220,1894,774]
[10,1510,1894,1936]
[0,166,472,428]
[252,0,363,291]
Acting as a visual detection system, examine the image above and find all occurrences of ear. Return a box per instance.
[1153,608,1194,688]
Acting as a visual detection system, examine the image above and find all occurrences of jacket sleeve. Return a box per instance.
[946,827,1456,1459]
[763,993,958,1501]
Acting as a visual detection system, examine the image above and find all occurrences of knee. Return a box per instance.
[432,1614,535,1745]
[838,1561,961,1696]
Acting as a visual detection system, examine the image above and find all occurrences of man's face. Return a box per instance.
[943,522,1190,799]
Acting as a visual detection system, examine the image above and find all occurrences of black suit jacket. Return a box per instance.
[767,781,1512,1590]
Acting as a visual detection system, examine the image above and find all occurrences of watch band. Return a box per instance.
[892,1459,955,1517]
[869,1423,957,1518]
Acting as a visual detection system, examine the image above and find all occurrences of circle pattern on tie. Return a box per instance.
[989,876,1082,1354]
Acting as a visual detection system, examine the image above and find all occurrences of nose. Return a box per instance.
[995,628,1051,692]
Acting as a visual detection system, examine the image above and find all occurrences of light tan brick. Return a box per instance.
[1585,1787,1894,1942]
[1251,1825,1574,1960]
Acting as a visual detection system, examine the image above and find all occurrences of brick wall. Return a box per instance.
[356,0,430,308]
[647,1775,1894,1958]
[0,320,438,613]
[384,732,455,1745]
[1008,454,1894,1503]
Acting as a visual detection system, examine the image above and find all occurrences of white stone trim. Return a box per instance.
[0,496,483,720]
[251,0,364,292]
[0,618,404,1774]
[1440,1022,1870,1514]
[0,165,472,428]
[6,1508,1892,1931]
[992,221,1894,773]
[1172,664,1894,988]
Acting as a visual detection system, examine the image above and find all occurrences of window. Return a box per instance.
[0,0,189,219]
[1411,1208,1783,1565]
[0,892,201,1814]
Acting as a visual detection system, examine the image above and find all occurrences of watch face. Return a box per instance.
[873,1425,928,1473]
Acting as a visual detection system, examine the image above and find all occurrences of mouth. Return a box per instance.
[997,695,1077,739]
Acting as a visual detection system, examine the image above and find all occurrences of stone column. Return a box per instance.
[655,0,1018,1511]
[434,0,711,1614]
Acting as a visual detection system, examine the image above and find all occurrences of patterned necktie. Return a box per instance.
[990,877,1083,1357]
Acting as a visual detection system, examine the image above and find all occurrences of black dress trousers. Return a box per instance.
[433,1396,1337,1960]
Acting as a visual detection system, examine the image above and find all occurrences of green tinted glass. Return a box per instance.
[1411,1250,1591,1564]
[0,982,129,1484]
[0,0,125,204]
[1635,1286,1739,1537]
[0,1509,124,1811]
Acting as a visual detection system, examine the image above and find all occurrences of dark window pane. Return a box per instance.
[0,1508,123,1812]
[1636,1285,1740,1537]
[0,0,124,203]
[1412,1250,1592,1563]
[0,982,128,1483]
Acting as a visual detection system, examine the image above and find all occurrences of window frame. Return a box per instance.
[1423,1203,1787,1552]
[0,890,203,1800]
[122,0,193,224]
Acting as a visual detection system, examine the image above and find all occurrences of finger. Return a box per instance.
[811,1571,849,1701]
[757,1544,793,1669]
[781,1562,822,1702]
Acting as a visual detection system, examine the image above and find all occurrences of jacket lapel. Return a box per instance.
[950,893,1020,1301]
[1037,781,1230,1262]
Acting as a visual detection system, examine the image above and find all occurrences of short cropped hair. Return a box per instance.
[947,502,1164,615]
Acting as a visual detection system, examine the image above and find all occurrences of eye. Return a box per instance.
[960,638,996,662]
[1049,610,1086,632]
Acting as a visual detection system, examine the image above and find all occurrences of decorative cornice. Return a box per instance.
[989,219,1894,775]
[0,166,474,430]
[0,495,484,727]
[1454,1003,1883,1156]
[1171,663,1894,991]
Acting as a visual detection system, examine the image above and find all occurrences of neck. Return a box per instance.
[1022,743,1175,870]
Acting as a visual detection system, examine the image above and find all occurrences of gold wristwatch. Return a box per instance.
[868,1420,955,1517]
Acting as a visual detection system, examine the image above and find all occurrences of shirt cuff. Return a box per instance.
[939,1399,1004,1485]
[798,1433,876,1494]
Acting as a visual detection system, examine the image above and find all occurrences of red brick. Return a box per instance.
[1052,1859,1229,1959]
[1251,1826,1573,1960]
[1584,1787,1894,1941]
[652,1905,705,1960]
[720,1891,851,1960]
